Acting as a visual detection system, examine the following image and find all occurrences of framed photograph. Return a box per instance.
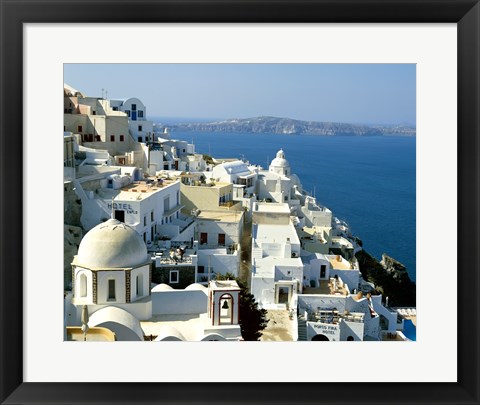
[1,1,479,404]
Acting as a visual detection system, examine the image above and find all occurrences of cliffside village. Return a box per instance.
[63,84,415,342]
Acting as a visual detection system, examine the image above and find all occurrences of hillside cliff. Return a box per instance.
[356,250,416,307]
[165,116,416,136]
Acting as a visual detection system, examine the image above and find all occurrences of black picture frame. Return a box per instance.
[1,1,479,404]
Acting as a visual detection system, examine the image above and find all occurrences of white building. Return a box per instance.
[250,202,304,308]
[149,137,203,173]
[209,160,258,202]
[109,97,154,144]
[195,210,244,279]
[297,293,399,341]
[76,172,188,247]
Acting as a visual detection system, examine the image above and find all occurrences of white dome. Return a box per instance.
[270,149,290,168]
[154,326,186,341]
[185,283,208,291]
[151,283,174,292]
[77,219,149,269]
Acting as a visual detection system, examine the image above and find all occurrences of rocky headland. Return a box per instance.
[355,250,416,307]
[163,116,416,137]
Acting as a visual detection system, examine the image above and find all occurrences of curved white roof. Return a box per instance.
[77,219,149,269]
[185,283,208,292]
[154,326,186,341]
[88,306,144,341]
[222,160,250,174]
[151,283,174,292]
[201,333,227,341]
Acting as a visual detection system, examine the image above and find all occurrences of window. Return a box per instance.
[198,266,205,274]
[200,233,208,245]
[120,135,124,142]
[95,135,101,141]
[125,110,130,117]
[131,104,137,111]
[92,111,96,115]
[218,233,226,246]
[138,110,144,118]
[110,135,115,142]
[77,125,83,133]
[79,274,87,297]
[112,106,118,111]
[136,274,143,296]
[320,265,326,278]
[144,216,147,226]
[164,197,170,212]
[138,137,143,142]
[151,211,154,221]
[138,125,142,132]
[169,270,179,284]
[108,279,116,300]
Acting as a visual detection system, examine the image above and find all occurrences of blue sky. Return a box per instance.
[64,64,416,125]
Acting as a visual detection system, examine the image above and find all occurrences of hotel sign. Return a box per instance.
[107,202,138,215]
[312,323,339,336]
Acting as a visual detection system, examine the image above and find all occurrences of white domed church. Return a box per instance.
[68,218,152,340]
[66,218,242,341]
[72,218,152,312]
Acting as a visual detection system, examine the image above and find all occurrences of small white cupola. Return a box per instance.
[269,148,291,177]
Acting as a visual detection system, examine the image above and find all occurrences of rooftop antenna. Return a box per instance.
[105,90,108,99]
[101,88,104,99]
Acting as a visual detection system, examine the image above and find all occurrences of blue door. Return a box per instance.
[132,111,137,121]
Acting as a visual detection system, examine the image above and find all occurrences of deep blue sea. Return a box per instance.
[171,132,416,282]
[403,319,417,341]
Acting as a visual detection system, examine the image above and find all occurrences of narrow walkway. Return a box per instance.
[260,310,294,341]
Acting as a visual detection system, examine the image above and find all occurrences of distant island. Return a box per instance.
[159,116,416,136]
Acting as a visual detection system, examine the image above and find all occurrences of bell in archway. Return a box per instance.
[222,300,229,309]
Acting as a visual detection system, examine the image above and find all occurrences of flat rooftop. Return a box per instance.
[328,255,354,270]
[303,279,349,296]
[210,280,240,290]
[197,210,243,223]
[66,326,116,341]
[97,179,178,200]
[254,223,300,245]
[254,202,290,214]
